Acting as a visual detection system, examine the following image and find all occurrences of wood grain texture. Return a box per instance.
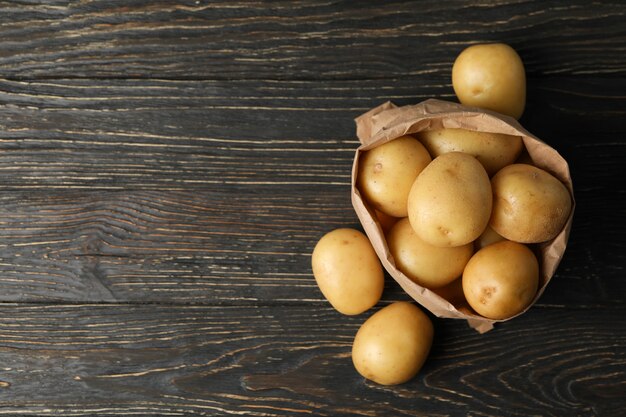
[0,77,624,190]
[0,1,624,80]
[0,187,622,309]
[0,0,624,415]
[0,187,358,302]
[0,77,623,305]
[0,304,623,416]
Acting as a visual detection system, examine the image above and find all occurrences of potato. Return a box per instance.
[417,128,523,176]
[357,135,432,217]
[352,302,433,385]
[387,218,473,288]
[452,43,526,119]
[490,164,572,243]
[431,277,468,308]
[474,225,506,251]
[462,241,539,320]
[408,152,492,247]
[311,228,384,315]
[374,209,399,233]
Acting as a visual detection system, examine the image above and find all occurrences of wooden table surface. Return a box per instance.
[1,1,624,416]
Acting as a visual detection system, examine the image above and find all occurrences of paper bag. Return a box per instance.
[352,99,574,333]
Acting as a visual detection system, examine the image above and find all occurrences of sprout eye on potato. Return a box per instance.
[463,241,539,320]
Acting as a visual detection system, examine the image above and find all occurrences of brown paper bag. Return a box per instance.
[352,99,574,333]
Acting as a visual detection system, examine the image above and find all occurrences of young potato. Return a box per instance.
[452,43,526,119]
[463,241,539,320]
[387,218,473,289]
[431,277,468,308]
[474,225,506,251]
[357,135,432,217]
[352,302,433,385]
[374,209,399,233]
[311,228,384,315]
[490,164,572,243]
[408,152,492,247]
[418,128,523,176]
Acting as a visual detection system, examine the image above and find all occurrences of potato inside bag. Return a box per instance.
[352,99,574,333]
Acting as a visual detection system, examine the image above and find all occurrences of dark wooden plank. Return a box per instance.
[0,2,622,417]
[0,186,622,309]
[0,303,623,416]
[0,75,623,305]
[0,77,411,191]
[0,187,357,303]
[0,77,624,190]
[0,1,624,80]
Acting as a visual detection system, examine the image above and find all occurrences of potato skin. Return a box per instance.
[462,241,539,320]
[490,164,572,243]
[474,225,506,251]
[431,277,468,308]
[374,209,399,233]
[352,302,433,385]
[311,228,383,315]
[408,152,492,247]
[418,128,523,176]
[357,135,432,217]
[452,43,526,119]
[387,218,473,289]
